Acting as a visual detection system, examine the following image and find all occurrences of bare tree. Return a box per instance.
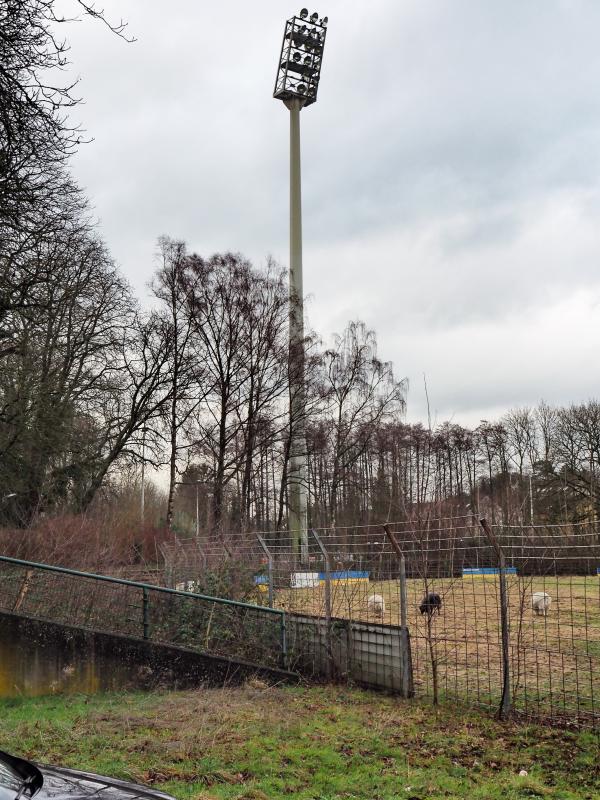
[181,253,289,533]
[1,1,128,292]
[321,321,406,526]
[0,220,174,523]
[152,237,201,530]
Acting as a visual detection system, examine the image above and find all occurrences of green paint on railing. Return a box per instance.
[142,586,150,640]
[0,554,289,670]
[0,555,284,615]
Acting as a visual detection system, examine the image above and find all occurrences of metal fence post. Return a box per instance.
[195,538,208,572]
[398,550,408,629]
[383,525,407,628]
[383,524,414,698]
[142,587,150,640]
[311,528,333,678]
[256,533,275,609]
[479,517,511,719]
[280,611,288,670]
[158,542,173,588]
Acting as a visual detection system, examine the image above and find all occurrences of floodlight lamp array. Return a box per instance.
[273,10,328,108]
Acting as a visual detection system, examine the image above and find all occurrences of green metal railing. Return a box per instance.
[0,555,288,669]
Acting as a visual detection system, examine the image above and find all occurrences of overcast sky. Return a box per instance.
[61,0,600,428]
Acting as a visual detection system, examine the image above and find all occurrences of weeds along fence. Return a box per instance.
[497,522,600,726]
[162,518,600,728]
[0,556,287,669]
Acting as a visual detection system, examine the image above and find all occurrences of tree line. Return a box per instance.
[161,233,600,533]
[0,1,171,525]
[156,237,405,534]
[302,402,600,530]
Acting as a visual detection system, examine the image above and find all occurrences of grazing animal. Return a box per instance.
[419,592,442,616]
[532,592,552,616]
[367,593,385,618]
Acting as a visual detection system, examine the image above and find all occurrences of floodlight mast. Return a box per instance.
[274,10,327,561]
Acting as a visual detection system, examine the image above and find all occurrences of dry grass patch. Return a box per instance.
[2,684,599,799]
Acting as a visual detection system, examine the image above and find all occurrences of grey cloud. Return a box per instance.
[58,0,600,423]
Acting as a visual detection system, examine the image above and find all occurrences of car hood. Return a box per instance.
[35,764,175,800]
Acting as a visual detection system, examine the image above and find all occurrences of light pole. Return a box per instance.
[274,8,328,560]
[529,472,534,526]
[206,491,213,533]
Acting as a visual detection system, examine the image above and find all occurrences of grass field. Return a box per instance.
[1,684,599,800]
[274,574,600,723]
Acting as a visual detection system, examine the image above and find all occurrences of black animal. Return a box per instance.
[419,592,442,616]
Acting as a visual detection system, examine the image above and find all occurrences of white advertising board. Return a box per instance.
[290,572,320,588]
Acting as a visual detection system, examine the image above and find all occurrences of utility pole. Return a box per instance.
[140,428,146,525]
[529,472,534,525]
[274,8,328,560]
[195,480,200,540]
[206,491,213,533]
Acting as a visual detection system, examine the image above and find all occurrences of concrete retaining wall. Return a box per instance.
[0,611,297,697]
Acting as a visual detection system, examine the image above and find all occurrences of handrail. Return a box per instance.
[0,555,284,616]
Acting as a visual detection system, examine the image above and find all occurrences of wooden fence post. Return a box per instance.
[479,517,511,720]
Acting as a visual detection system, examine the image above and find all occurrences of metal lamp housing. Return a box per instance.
[273,12,327,107]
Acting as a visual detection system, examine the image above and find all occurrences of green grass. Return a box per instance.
[1,685,598,800]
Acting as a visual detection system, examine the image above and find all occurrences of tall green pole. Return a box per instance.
[286,97,308,561]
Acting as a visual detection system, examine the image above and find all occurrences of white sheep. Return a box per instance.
[532,592,552,616]
[367,593,385,618]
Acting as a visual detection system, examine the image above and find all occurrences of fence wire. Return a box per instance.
[164,518,600,728]
[0,557,286,669]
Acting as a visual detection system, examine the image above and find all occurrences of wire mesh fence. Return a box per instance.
[163,518,600,728]
[500,523,600,726]
[0,556,287,669]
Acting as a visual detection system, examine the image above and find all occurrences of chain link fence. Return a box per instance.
[0,556,287,669]
[163,518,600,728]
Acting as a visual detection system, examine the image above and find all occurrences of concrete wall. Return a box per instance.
[0,611,296,697]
